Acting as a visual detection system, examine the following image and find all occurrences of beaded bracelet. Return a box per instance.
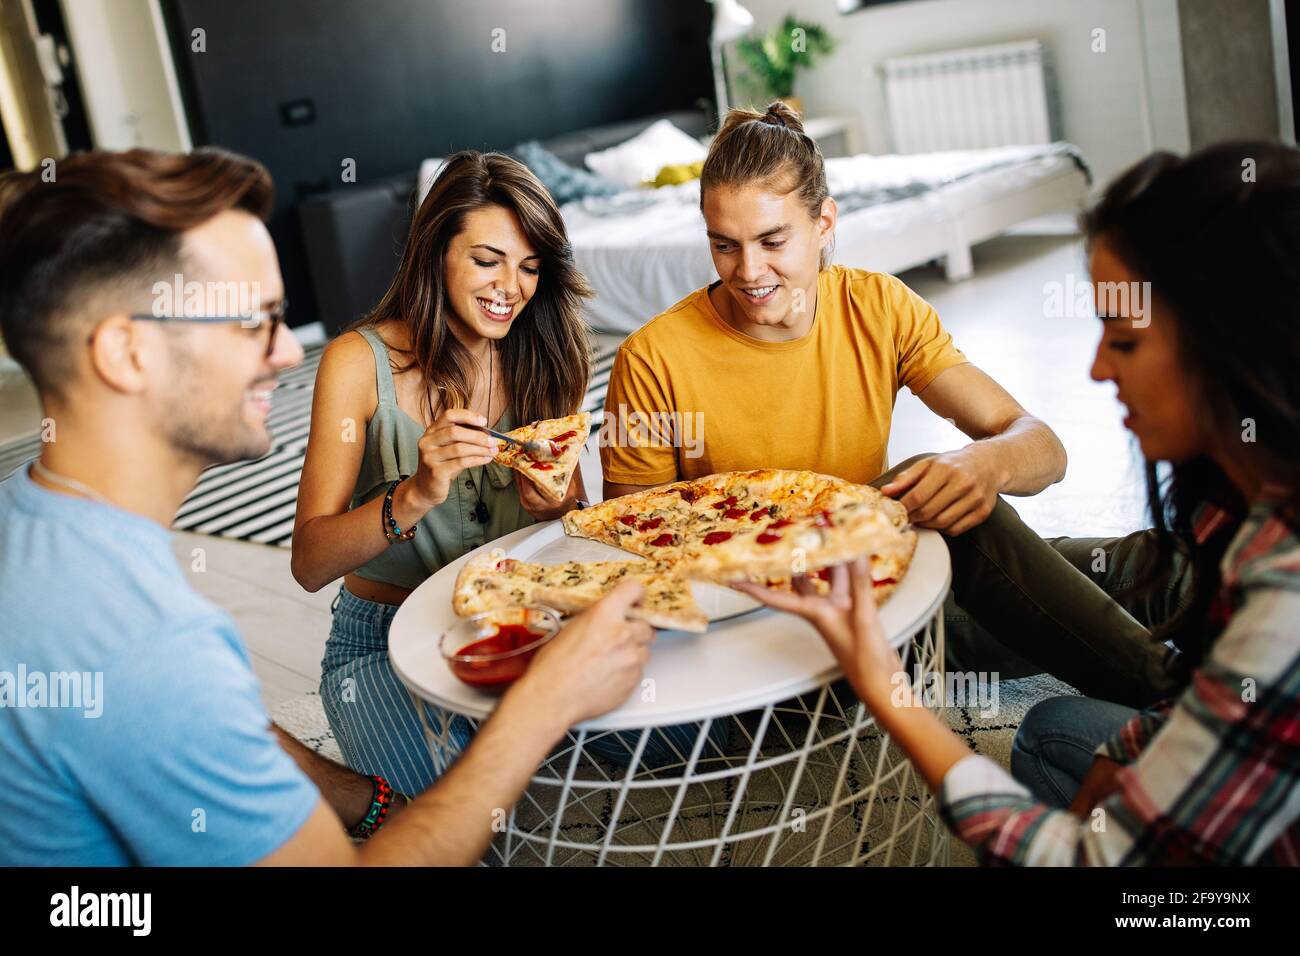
[347,774,396,841]
[382,479,417,543]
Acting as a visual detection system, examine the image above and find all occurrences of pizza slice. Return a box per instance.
[561,483,694,561]
[680,500,917,604]
[493,411,590,503]
[452,551,707,632]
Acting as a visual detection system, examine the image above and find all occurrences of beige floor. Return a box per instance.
[2,227,1147,711]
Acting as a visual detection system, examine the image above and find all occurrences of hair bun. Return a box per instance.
[761,101,804,134]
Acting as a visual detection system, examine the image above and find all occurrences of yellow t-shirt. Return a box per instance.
[600,265,968,486]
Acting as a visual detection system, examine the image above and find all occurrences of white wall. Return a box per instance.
[59,0,189,151]
[728,0,1190,189]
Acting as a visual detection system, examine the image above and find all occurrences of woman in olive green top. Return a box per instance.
[291,151,592,793]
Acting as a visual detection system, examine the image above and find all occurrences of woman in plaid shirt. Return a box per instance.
[740,140,1300,865]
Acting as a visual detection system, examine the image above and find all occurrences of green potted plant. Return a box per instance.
[734,13,836,117]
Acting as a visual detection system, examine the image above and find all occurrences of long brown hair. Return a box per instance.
[359,150,592,424]
[699,101,833,268]
[1083,141,1300,677]
[0,147,272,398]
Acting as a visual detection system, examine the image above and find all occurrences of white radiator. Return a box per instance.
[881,40,1057,153]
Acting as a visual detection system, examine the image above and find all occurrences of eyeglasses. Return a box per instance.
[127,299,289,358]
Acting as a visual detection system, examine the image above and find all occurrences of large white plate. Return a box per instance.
[508,520,762,623]
[389,521,951,731]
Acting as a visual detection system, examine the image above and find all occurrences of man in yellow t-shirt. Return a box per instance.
[597,104,1180,709]
[603,264,968,487]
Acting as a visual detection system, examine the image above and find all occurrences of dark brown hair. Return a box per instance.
[0,147,273,398]
[1082,140,1300,675]
[699,101,832,267]
[358,150,591,424]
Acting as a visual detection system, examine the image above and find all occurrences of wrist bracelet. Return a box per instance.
[383,479,417,543]
[348,774,395,841]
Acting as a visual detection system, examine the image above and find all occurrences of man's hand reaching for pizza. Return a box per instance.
[879,448,1005,536]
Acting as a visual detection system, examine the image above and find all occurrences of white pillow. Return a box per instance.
[416,157,447,205]
[583,120,708,189]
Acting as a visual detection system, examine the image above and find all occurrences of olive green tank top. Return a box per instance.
[349,326,534,590]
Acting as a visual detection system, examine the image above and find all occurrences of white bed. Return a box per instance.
[561,144,1090,335]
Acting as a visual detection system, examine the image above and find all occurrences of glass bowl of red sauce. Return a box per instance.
[440,606,561,693]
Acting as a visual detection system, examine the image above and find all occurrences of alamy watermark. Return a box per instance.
[1043,273,1152,327]
[598,403,705,459]
[0,665,102,718]
[151,273,264,326]
[891,666,1000,718]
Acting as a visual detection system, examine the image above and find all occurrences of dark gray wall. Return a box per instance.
[163,0,714,323]
[1178,0,1281,148]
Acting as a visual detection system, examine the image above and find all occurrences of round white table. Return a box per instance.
[389,521,952,867]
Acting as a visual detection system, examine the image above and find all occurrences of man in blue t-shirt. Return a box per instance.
[0,148,654,866]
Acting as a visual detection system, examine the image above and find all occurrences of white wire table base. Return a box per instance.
[412,612,948,867]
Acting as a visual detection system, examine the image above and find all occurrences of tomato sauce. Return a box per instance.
[703,531,733,545]
[448,624,545,692]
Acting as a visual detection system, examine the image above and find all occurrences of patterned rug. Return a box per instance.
[0,340,620,548]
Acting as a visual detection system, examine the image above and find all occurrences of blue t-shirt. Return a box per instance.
[0,464,320,865]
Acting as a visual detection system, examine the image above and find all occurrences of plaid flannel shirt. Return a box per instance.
[938,484,1300,865]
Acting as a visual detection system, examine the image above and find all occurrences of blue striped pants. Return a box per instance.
[321,586,474,794]
[322,585,730,794]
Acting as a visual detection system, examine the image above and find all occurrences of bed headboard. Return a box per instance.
[299,107,714,336]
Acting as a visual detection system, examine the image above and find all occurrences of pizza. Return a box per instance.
[493,412,589,503]
[562,469,915,605]
[680,501,918,605]
[453,549,708,633]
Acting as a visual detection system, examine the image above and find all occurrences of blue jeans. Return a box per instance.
[1010,695,1138,807]
[322,585,475,794]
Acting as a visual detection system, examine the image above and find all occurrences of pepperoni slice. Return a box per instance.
[767,518,794,530]
[756,531,782,544]
[530,461,554,470]
[649,533,676,547]
[552,430,578,442]
[703,531,733,545]
[723,508,748,519]
[638,517,663,532]
[617,515,637,526]
[712,495,738,510]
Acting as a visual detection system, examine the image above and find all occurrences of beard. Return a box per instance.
[157,335,271,467]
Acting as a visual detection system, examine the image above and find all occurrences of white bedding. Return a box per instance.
[561,144,1087,334]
